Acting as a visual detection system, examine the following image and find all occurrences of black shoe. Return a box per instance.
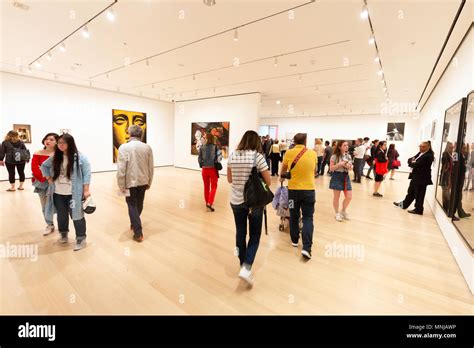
[408,209,423,215]
[452,216,460,221]
[208,205,215,212]
[366,176,373,180]
[373,192,383,197]
[459,213,471,218]
[393,201,404,209]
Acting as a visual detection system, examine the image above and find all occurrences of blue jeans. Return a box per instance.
[230,203,263,267]
[37,189,53,225]
[288,190,315,252]
[53,193,86,239]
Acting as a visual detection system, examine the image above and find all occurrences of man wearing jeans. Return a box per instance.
[117,125,154,242]
[280,133,316,259]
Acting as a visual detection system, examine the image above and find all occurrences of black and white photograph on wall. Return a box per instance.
[386,122,405,141]
[13,124,31,143]
[431,120,437,139]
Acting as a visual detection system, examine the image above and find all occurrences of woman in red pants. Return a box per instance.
[198,133,222,211]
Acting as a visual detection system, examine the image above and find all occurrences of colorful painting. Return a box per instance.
[112,109,147,163]
[191,122,229,159]
[13,124,31,143]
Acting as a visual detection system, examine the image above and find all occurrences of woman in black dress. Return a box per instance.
[387,143,400,180]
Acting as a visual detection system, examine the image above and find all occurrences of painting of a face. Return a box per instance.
[112,109,147,162]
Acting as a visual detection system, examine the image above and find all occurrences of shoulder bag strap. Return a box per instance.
[290,147,307,171]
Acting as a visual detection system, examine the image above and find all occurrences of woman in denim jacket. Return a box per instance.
[41,134,91,251]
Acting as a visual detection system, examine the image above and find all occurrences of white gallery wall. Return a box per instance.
[0,72,174,181]
[260,114,420,172]
[417,27,473,293]
[174,93,261,172]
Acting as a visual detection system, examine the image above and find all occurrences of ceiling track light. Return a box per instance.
[374,56,380,63]
[46,52,53,61]
[368,35,375,45]
[81,25,90,39]
[360,8,369,20]
[34,60,42,69]
[59,42,66,52]
[274,56,278,67]
[106,8,115,22]
[233,28,239,41]
[377,69,383,76]
[146,59,150,66]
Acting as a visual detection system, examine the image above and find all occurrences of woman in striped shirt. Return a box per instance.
[227,130,271,286]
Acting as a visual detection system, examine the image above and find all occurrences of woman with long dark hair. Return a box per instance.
[198,133,222,212]
[387,143,400,180]
[41,134,91,251]
[373,141,388,197]
[31,133,59,235]
[227,130,271,286]
[329,140,353,221]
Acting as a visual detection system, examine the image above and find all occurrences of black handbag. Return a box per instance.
[214,145,223,171]
[244,153,274,209]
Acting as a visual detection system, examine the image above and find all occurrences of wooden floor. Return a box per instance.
[0,167,472,315]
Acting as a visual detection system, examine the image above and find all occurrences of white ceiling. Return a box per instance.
[0,0,469,118]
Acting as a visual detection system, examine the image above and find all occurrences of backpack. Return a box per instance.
[244,153,274,209]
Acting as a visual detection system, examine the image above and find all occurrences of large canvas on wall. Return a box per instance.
[112,109,147,163]
[191,122,230,159]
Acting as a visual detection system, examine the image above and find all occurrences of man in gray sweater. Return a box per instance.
[117,125,154,242]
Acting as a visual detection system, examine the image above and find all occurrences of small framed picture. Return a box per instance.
[13,124,32,143]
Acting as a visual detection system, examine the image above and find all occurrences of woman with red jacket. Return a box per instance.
[31,133,59,235]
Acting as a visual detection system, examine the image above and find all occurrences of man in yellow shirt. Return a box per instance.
[280,133,316,260]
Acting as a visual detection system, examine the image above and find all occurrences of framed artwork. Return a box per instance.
[431,120,437,140]
[386,122,405,141]
[191,122,230,159]
[435,98,465,219]
[452,91,474,250]
[13,124,31,143]
[112,109,147,163]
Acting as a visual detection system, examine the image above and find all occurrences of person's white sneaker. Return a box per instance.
[341,211,350,221]
[291,242,298,247]
[73,238,87,251]
[335,213,343,222]
[43,224,55,236]
[238,264,253,286]
[301,249,312,259]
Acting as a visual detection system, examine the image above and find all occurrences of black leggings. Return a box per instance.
[5,162,26,184]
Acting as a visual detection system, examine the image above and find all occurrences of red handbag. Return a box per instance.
[374,159,388,175]
[392,159,401,167]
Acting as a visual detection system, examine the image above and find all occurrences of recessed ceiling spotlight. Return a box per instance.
[81,25,90,38]
[276,100,281,105]
[360,7,369,20]
[59,42,66,52]
[374,56,380,63]
[34,60,42,69]
[46,52,53,61]
[368,35,375,45]
[106,8,115,22]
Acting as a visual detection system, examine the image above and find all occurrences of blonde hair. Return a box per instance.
[315,138,322,145]
[5,130,19,142]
